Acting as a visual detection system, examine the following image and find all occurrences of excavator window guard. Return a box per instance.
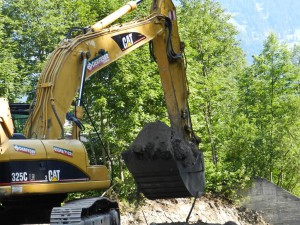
[9,103,30,134]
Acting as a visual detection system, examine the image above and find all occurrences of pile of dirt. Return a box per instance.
[127,121,198,167]
[119,195,269,225]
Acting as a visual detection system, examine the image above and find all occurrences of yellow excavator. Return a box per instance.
[0,0,205,224]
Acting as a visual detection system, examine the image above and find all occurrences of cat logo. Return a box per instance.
[112,32,146,51]
[122,33,134,49]
[48,170,60,182]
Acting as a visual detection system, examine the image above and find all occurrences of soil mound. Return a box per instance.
[128,121,198,167]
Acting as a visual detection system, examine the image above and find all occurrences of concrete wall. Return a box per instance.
[244,177,300,225]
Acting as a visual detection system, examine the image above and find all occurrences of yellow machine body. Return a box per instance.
[0,1,204,219]
[0,138,110,197]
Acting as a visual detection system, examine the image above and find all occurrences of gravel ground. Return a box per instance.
[120,196,269,225]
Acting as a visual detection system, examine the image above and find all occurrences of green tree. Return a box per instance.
[0,1,22,101]
[236,33,300,196]
[178,0,248,197]
[179,0,246,164]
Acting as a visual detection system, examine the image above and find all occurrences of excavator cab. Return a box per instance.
[9,103,30,139]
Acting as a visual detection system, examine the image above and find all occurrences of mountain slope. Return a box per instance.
[217,0,300,61]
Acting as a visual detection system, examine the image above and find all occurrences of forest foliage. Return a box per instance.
[1,0,299,200]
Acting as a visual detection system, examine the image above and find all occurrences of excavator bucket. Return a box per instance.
[122,122,205,200]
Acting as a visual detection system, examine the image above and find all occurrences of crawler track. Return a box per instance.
[50,197,120,225]
[0,195,119,225]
